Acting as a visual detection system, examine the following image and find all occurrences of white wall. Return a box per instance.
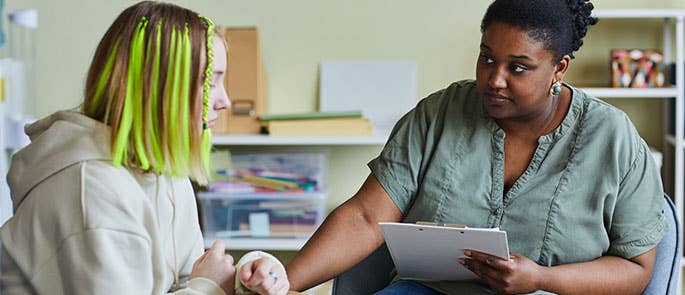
[7,0,682,118]
[4,0,683,212]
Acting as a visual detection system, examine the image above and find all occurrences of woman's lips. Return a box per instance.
[483,92,511,105]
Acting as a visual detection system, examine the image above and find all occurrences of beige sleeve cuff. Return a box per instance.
[234,251,284,295]
[186,277,226,295]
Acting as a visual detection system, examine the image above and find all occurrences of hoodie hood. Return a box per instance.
[7,111,111,210]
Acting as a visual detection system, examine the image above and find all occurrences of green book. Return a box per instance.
[259,110,362,121]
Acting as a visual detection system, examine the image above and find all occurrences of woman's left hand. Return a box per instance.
[459,250,544,294]
[239,257,290,295]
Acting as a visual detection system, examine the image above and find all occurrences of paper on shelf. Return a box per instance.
[319,60,417,135]
[249,212,270,237]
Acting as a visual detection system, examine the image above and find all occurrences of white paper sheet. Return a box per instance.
[319,61,416,136]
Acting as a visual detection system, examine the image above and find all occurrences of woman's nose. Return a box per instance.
[488,67,507,89]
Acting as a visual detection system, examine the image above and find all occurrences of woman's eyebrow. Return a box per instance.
[509,55,531,60]
[480,43,532,60]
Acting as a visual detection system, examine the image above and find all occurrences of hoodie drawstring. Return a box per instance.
[169,180,179,289]
[155,175,161,228]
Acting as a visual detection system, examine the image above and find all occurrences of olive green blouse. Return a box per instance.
[368,80,667,294]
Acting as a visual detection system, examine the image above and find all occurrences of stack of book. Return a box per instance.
[259,110,373,136]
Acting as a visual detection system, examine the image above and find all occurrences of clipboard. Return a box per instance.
[379,222,509,281]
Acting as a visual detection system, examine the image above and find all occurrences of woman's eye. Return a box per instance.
[512,65,526,73]
[483,56,494,64]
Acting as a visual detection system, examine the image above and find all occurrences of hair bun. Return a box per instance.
[567,0,598,53]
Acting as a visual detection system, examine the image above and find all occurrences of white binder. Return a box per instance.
[379,222,509,281]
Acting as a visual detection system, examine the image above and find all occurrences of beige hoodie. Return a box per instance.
[0,111,230,294]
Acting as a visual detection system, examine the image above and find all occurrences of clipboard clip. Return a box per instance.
[416,221,467,228]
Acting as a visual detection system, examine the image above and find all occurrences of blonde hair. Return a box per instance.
[82,1,215,185]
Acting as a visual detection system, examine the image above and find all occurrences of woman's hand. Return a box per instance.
[239,257,290,295]
[191,240,236,294]
[459,250,544,294]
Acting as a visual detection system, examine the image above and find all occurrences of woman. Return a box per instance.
[286,0,666,294]
[0,2,288,295]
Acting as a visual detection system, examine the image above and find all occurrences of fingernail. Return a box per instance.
[463,250,471,256]
[458,259,465,265]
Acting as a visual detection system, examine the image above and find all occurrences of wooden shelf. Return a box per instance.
[211,134,388,145]
[580,87,679,98]
[212,88,678,147]
[205,237,308,251]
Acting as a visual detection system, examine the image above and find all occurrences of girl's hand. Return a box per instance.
[239,257,289,295]
[191,240,236,294]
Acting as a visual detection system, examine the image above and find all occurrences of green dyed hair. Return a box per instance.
[83,1,216,185]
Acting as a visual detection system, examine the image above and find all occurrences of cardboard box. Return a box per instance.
[212,27,268,134]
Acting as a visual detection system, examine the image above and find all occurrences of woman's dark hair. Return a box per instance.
[480,0,598,62]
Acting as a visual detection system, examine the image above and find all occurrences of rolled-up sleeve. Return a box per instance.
[368,94,439,214]
[608,141,667,259]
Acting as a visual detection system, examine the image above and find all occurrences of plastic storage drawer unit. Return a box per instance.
[199,192,326,240]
